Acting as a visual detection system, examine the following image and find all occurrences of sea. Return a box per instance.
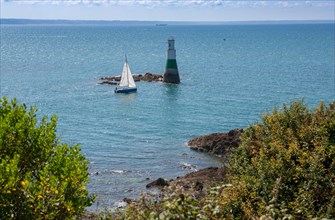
[1,22,334,210]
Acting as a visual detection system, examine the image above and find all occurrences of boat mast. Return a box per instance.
[125,55,129,86]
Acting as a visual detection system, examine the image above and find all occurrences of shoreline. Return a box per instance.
[83,128,243,217]
[145,128,243,194]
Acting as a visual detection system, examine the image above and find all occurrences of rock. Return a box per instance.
[142,129,243,200]
[99,72,163,84]
[169,167,227,197]
[123,198,133,204]
[187,128,243,158]
[194,181,203,191]
[146,178,170,189]
[140,73,163,82]
[97,81,118,85]
[180,153,188,157]
[100,76,121,81]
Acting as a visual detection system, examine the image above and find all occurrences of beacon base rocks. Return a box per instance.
[99,36,180,85]
[99,73,163,85]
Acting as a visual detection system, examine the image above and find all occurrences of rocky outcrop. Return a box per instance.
[99,73,163,85]
[138,73,163,82]
[146,129,243,197]
[172,167,227,196]
[98,81,118,85]
[146,178,170,189]
[187,128,243,157]
[146,167,227,197]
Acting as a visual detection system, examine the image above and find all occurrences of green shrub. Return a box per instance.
[0,97,95,219]
[117,185,202,220]
[226,100,335,219]
[110,100,334,220]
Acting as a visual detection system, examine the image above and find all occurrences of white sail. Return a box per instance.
[119,60,136,88]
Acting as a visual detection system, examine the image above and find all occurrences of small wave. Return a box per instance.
[111,169,129,174]
[179,162,197,171]
[184,141,191,147]
[115,201,128,208]
[89,169,130,176]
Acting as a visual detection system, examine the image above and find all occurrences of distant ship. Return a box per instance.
[156,24,167,26]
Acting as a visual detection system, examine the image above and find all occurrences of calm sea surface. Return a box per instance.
[1,23,334,210]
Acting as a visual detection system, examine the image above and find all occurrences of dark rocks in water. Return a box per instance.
[97,80,118,85]
[139,73,163,82]
[144,129,243,200]
[100,76,121,81]
[99,72,163,84]
[170,167,227,197]
[188,128,243,157]
[146,178,170,189]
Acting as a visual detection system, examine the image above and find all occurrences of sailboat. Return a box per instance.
[114,56,137,93]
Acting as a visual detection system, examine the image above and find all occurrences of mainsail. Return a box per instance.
[119,59,136,88]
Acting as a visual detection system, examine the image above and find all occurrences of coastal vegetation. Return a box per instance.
[1,97,334,219]
[110,100,335,219]
[0,97,95,219]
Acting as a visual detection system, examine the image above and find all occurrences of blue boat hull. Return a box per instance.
[114,87,137,93]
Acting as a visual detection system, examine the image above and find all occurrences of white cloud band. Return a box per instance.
[2,0,334,8]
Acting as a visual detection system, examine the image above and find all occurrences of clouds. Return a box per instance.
[2,0,334,8]
[2,0,333,21]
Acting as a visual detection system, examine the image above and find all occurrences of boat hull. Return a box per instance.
[114,86,137,93]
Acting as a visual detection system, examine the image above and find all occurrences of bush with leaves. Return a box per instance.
[114,184,202,220]
[224,100,335,219]
[108,100,334,220]
[0,97,95,219]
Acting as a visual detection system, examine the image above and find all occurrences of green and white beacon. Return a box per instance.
[163,36,180,84]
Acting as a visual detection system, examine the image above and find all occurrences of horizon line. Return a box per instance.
[0,18,335,26]
[0,17,335,23]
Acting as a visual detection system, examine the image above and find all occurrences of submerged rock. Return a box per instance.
[187,128,243,158]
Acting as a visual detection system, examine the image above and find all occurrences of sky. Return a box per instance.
[1,0,334,22]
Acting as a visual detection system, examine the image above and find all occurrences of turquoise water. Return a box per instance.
[1,23,334,209]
